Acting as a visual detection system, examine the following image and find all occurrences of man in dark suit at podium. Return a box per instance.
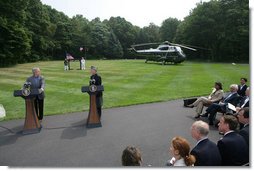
[90,66,103,119]
[26,67,45,122]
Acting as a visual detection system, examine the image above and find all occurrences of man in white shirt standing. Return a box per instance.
[80,57,86,70]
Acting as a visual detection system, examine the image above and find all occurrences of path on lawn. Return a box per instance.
[0,99,222,167]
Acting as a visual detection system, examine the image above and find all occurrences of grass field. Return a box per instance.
[0,60,249,120]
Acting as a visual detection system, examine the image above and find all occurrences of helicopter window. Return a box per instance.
[159,46,169,50]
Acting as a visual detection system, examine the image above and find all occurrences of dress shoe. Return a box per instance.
[201,113,209,117]
[194,115,200,119]
[186,104,194,108]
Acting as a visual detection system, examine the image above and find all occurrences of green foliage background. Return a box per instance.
[0,0,249,67]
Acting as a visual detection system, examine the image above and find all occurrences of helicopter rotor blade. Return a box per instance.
[131,42,160,48]
[170,43,197,51]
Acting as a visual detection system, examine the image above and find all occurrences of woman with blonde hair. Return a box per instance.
[167,136,196,166]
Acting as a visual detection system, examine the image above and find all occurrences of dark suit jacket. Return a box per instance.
[26,75,45,99]
[223,92,240,106]
[191,138,221,166]
[238,96,249,108]
[238,84,248,97]
[217,131,249,166]
[207,93,240,114]
[239,124,249,148]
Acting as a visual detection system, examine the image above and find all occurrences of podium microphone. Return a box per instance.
[90,79,95,85]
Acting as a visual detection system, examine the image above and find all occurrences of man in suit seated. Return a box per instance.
[190,121,221,166]
[217,115,248,166]
[237,78,248,97]
[237,107,249,148]
[201,84,240,125]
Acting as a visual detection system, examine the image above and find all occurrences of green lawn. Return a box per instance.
[0,60,249,120]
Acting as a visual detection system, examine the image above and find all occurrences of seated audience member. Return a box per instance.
[237,78,248,97]
[166,136,195,166]
[217,115,249,166]
[237,107,249,148]
[190,121,221,166]
[201,84,240,125]
[187,82,223,118]
[122,146,142,166]
[235,87,250,113]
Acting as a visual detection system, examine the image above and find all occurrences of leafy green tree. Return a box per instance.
[105,17,139,57]
[160,18,181,42]
[0,0,31,66]
[90,23,123,58]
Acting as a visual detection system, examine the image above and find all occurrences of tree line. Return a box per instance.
[0,0,249,67]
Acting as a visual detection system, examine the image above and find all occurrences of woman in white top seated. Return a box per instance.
[167,136,196,166]
[187,82,224,118]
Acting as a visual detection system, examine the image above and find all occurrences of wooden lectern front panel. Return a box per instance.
[24,99,41,130]
[87,94,100,124]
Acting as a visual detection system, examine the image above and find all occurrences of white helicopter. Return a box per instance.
[130,41,197,65]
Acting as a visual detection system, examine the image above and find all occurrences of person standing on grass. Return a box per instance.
[64,59,68,70]
[26,67,45,123]
[80,57,86,70]
[90,66,103,119]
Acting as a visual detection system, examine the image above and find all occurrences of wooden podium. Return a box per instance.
[81,85,104,128]
[13,89,42,134]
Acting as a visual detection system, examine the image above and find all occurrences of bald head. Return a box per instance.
[191,121,209,140]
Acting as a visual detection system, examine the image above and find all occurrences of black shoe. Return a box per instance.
[194,115,200,119]
[201,113,209,117]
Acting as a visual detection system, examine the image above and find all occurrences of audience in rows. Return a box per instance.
[122,78,249,167]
